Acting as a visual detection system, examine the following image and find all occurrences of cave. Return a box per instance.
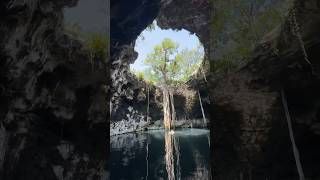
[111,0,320,179]
[1,0,320,179]
[110,0,211,135]
[110,1,211,178]
[111,0,210,119]
[111,19,209,133]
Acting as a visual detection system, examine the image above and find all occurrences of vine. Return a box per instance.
[288,6,312,65]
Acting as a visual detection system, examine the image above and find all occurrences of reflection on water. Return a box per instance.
[111,129,211,180]
[165,131,180,180]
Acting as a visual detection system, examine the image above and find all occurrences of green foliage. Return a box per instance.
[144,38,179,84]
[136,71,145,81]
[146,22,156,32]
[210,0,292,74]
[143,68,161,85]
[133,38,204,87]
[85,32,109,59]
[63,22,109,60]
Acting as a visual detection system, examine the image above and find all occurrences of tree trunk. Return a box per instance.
[163,87,176,130]
[163,88,172,130]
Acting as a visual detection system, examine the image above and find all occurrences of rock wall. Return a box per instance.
[111,0,320,179]
[110,0,160,135]
[210,0,320,179]
[157,0,210,51]
[0,0,108,179]
[4,0,319,179]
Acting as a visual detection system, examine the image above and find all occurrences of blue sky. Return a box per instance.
[130,21,203,72]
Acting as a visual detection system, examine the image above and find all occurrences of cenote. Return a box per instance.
[111,128,211,180]
[110,15,210,180]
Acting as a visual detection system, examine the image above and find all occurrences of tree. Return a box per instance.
[143,39,204,86]
[143,68,160,85]
[143,38,180,129]
[144,38,179,86]
[141,39,205,129]
[177,46,204,82]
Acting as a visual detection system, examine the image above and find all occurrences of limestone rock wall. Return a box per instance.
[210,0,320,179]
[0,0,108,179]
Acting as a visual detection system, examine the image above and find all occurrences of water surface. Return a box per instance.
[111,128,211,180]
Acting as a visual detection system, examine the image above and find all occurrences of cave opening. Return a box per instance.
[128,20,209,128]
[130,20,206,86]
[111,6,211,179]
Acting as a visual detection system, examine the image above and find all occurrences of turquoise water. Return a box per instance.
[111,129,211,180]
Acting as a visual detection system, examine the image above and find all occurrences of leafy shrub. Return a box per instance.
[210,0,293,74]
[85,32,109,59]
[136,71,145,81]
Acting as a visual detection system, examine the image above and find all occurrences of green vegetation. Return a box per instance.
[210,0,292,73]
[85,32,109,59]
[146,22,156,32]
[63,22,109,60]
[133,38,204,87]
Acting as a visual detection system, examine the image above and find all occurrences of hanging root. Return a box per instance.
[281,89,305,180]
[198,90,207,125]
[146,85,150,123]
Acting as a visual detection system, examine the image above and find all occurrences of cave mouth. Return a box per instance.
[110,2,211,180]
[130,21,205,86]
